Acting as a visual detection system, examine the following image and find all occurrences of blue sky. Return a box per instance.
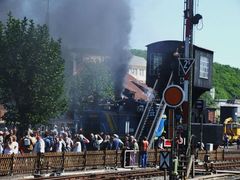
[130,0,240,68]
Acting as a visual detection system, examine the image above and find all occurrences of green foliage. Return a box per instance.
[0,15,67,127]
[199,92,216,108]
[66,59,114,113]
[130,49,147,59]
[213,62,240,99]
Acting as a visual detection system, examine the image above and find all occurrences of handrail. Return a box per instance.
[148,72,173,147]
[134,79,159,140]
[148,102,167,147]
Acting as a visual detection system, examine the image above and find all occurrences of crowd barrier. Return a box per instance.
[197,149,240,162]
[123,150,140,168]
[0,149,162,176]
[1,148,239,177]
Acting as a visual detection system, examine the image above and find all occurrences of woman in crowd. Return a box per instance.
[4,136,14,154]
[72,135,82,153]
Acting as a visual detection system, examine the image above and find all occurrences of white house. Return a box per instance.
[128,55,147,83]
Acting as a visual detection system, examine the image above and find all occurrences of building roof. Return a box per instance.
[129,55,146,67]
[124,74,150,101]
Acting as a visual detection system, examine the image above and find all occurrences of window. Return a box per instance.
[149,53,163,76]
[139,69,145,76]
[130,68,138,75]
[199,56,209,79]
[125,121,130,134]
[130,68,135,74]
[134,68,138,75]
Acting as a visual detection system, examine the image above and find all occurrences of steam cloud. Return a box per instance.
[0,0,132,98]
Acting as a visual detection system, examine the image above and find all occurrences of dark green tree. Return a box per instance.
[67,59,114,113]
[213,62,240,99]
[0,15,67,128]
[130,49,147,59]
[199,92,216,108]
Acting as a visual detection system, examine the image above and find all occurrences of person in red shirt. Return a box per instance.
[140,136,149,168]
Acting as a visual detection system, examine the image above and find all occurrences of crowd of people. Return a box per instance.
[0,126,142,155]
[0,126,152,167]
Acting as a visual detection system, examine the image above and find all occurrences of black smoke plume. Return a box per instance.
[0,0,132,98]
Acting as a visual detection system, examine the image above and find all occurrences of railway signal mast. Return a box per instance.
[183,0,194,158]
[183,0,202,178]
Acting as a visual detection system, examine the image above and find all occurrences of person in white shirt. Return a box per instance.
[33,135,45,154]
[3,136,14,154]
[0,131,4,154]
[60,126,65,136]
[72,136,82,153]
[63,132,73,152]
[92,134,103,151]
[79,132,89,152]
[55,135,66,152]
[0,143,3,154]
[12,135,19,154]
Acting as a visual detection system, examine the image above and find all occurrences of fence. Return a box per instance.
[123,150,140,168]
[197,149,240,162]
[0,149,162,176]
[1,149,240,177]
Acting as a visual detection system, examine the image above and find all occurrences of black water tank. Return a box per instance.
[220,105,238,123]
[191,123,223,148]
[146,41,182,95]
[146,40,213,101]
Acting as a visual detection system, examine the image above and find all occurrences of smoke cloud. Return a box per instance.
[0,0,132,98]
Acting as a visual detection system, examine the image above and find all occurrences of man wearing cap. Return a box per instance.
[130,137,139,166]
[112,134,123,150]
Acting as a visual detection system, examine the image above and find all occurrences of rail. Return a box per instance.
[26,169,164,180]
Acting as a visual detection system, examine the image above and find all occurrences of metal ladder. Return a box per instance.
[135,72,173,144]
[134,79,159,142]
[147,97,167,147]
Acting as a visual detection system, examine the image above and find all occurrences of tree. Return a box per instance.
[199,92,216,108]
[66,59,115,113]
[130,49,147,59]
[213,62,240,99]
[0,14,67,128]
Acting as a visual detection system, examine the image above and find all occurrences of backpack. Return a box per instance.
[44,138,52,152]
[23,137,31,146]
[92,140,100,150]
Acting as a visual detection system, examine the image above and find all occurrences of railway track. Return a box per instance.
[196,160,240,171]
[14,160,240,180]
[211,161,240,170]
[21,169,164,180]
